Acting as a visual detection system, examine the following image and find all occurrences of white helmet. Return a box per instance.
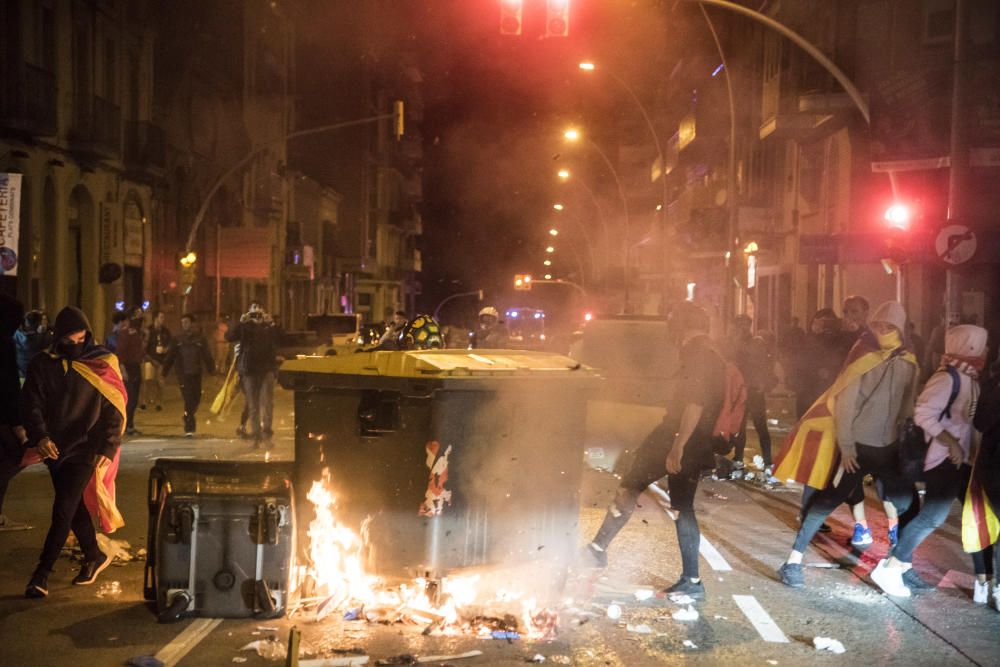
[478,306,499,319]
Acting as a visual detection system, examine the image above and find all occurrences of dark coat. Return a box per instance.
[14,328,52,379]
[226,316,279,376]
[973,372,1000,507]
[163,330,214,377]
[146,325,173,364]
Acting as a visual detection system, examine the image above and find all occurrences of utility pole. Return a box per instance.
[945,0,970,327]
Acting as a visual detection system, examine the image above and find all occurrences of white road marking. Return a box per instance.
[732,594,789,643]
[699,535,733,572]
[155,617,223,666]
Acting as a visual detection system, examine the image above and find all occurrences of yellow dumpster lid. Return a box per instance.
[280,348,597,379]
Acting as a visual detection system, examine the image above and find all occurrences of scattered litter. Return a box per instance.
[256,625,279,632]
[682,640,698,649]
[606,604,622,620]
[744,472,756,481]
[805,563,840,569]
[491,630,520,640]
[768,418,779,426]
[415,651,483,663]
[240,638,287,660]
[713,615,728,620]
[634,588,654,601]
[752,455,765,470]
[527,655,546,663]
[669,594,696,605]
[299,657,369,666]
[709,492,728,500]
[626,623,653,634]
[232,659,247,664]
[127,658,164,667]
[343,607,362,621]
[96,581,122,597]
[136,548,147,558]
[813,637,846,654]
[96,535,137,563]
[548,657,571,665]
[671,606,699,622]
[767,661,778,665]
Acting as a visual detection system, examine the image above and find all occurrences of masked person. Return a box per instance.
[776,301,917,588]
[225,302,280,443]
[22,307,127,598]
[162,314,214,437]
[583,303,726,600]
[471,306,509,349]
[871,324,989,598]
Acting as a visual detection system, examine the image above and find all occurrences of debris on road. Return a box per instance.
[299,657,369,666]
[669,594,696,605]
[633,588,654,601]
[682,640,698,649]
[752,455,765,470]
[527,655,546,663]
[231,659,247,664]
[606,604,622,620]
[491,630,520,640]
[240,638,287,660]
[626,623,653,634]
[813,637,847,654]
[415,651,483,663]
[671,606,699,622]
[126,657,164,667]
[95,580,121,597]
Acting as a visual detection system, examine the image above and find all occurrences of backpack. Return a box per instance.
[711,362,748,455]
[898,366,961,482]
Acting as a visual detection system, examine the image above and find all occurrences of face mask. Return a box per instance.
[876,329,902,351]
[57,340,85,360]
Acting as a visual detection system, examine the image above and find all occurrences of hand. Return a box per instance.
[841,453,860,474]
[665,447,684,475]
[36,437,59,460]
[947,441,964,465]
[12,425,27,444]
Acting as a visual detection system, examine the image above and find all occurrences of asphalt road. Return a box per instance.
[0,385,998,666]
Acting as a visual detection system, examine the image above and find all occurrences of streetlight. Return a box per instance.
[544,273,553,280]
[546,246,555,253]
[563,128,580,142]
[557,169,570,180]
[543,259,552,266]
[549,228,559,236]
[553,203,564,211]
[557,168,611,275]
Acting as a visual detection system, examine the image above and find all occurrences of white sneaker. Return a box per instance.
[0,515,32,531]
[992,584,1000,611]
[973,579,989,605]
[871,559,911,598]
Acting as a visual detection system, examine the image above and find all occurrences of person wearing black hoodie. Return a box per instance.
[162,314,214,436]
[21,306,125,598]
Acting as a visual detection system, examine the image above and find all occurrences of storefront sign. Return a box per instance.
[0,173,22,275]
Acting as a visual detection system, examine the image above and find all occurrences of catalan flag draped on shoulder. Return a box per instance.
[964,370,1000,554]
[773,329,918,490]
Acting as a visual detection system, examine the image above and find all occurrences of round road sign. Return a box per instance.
[935,224,977,265]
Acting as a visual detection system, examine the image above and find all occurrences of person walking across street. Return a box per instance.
[226,302,280,444]
[162,314,214,437]
[22,306,127,598]
[143,311,172,412]
[776,301,918,588]
[583,303,726,600]
[116,307,145,435]
[871,324,989,598]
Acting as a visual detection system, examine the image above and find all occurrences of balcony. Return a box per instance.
[0,64,57,136]
[69,94,122,159]
[124,120,166,177]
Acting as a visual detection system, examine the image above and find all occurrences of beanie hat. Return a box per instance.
[53,306,92,340]
[870,301,906,333]
[945,324,988,358]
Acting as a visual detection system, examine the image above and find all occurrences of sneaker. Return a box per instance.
[902,569,935,590]
[778,562,804,588]
[851,524,873,549]
[72,552,111,586]
[871,559,911,598]
[580,543,608,568]
[888,525,899,549]
[992,584,1000,611]
[24,571,48,598]
[663,576,706,600]
[974,579,990,605]
[0,514,32,531]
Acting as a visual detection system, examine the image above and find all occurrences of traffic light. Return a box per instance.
[393,100,404,140]
[545,0,571,38]
[514,274,532,290]
[884,203,911,230]
[500,0,523,35]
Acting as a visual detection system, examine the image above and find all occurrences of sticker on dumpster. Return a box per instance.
[419,441,452,516]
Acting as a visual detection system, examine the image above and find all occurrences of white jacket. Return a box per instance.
[915,365,978,470]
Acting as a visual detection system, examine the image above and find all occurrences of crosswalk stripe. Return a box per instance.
[699,535,733,572]
[733,594,789,643]
[155,617,223,666]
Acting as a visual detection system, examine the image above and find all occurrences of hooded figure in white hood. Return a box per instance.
[872,324,991,600]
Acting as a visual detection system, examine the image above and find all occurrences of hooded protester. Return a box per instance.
[871,324,992,599]
[775,301,918,588]
[225,302,280,443]
[965,354,1000,611]
[21,306,127,598]
[14,310,52,380]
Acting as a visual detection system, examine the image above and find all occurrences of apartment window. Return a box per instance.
[922,0,955,45]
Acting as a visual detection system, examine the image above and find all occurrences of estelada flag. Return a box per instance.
[21,347,128,534]
[962,458,1000,553]
[773,333,917,490]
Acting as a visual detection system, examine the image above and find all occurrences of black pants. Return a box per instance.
[0,456,21,516]
[37,459,101,573]
[593,423,704,579]
[178,374,203,433]
[793,443,915,553]
[123,363,142,429]
[733,388,772,467]
[241,372,274,438]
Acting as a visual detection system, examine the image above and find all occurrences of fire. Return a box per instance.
[301,468,558,639]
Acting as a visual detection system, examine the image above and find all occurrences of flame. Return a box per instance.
[303,468,560,638]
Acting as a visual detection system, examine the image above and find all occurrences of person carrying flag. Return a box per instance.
[775,301,918,588]
[21,306,126,599]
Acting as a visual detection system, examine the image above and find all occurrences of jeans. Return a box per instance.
[793,443,915,553]
[123,362,142,429]
[241,372,274,438]
[592,422,704,579]
[733,388,772,467]
[37,459,101,573]
[178,374,203,433]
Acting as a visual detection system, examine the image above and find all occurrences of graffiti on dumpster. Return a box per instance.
[418,440,452,516]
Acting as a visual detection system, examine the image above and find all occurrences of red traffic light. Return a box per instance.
[884,203,911,230]
[500,0,523,36]
[546,0,570,38]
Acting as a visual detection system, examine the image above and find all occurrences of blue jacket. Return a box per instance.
[14,328,52,379]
